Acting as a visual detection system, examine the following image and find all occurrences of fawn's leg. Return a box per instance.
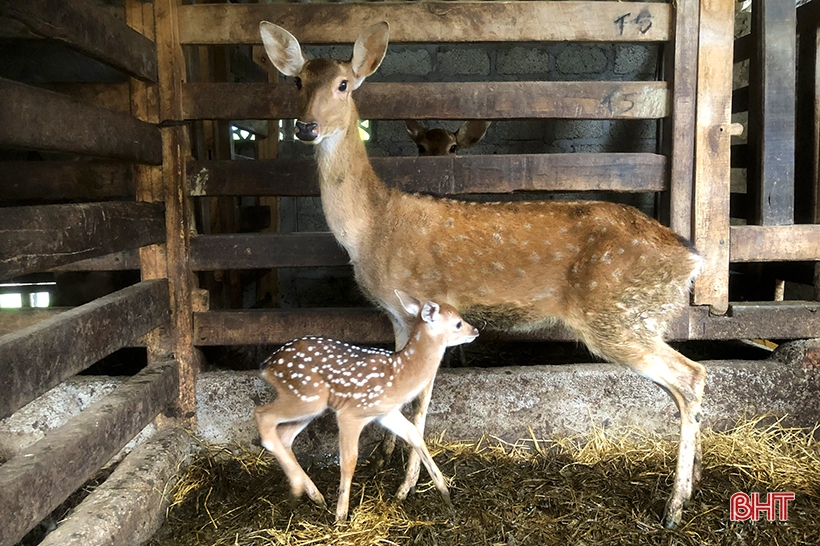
[381,408,452,510]
[396,376,436,500]
[255,401,326,506]
[335,413,370,523]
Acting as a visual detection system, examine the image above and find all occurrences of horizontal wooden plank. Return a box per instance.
[0,279,170,420]
[0,0,157,81]
[194,303,820,345]
[0,78,162,164]
[49,249,141,272]
[188,153,667,197]
[730,225,820,262]
[178,2,671,45]
[190,233,349,270]
[733,33,753,63]
[182,82,670,121]
[689,301,820,340]
[0,202,164,281]
[0,360,178,546]
[0,162,134,202]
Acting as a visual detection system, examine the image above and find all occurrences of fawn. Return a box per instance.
[260,21,705,527]
[255,290,479,522]
[405,119,491,156]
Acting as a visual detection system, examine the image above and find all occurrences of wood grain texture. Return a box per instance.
[0,202,165,281]
[190,233,349,270]
[0,78,162,164]
[0,280,170,421]
[188,154,668,197]
[0,361,178,546]
[178,2,671,45]
[0,162,134,202]
[182,81,669,121]
[730,225,820,262]
[692,0,735,314]
[0,0,158,81]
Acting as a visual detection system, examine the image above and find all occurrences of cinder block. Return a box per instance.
[614,44,658,75]
[497,46,550,75]
[553,120,606,140]
[556,45,608,74]
[379,47,432,76]
[491,120,548,141]
[609,119,657,140]
[437,48,490,76]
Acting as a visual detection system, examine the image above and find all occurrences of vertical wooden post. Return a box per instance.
[666,0,699,240]
[693,0,735,315]
[747,0,796,226]
[152,0,201,424]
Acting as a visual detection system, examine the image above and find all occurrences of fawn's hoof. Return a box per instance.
[662,504,682,529]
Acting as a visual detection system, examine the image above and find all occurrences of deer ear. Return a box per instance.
[351,21,389,90]
[404,120,426,142]
[455,121,491,149]
[395,290,420,316]
[259,21,307,77]
[421,302,440,324]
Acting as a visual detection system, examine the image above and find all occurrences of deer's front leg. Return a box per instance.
[396,376,436,500]
[335,414,368,523]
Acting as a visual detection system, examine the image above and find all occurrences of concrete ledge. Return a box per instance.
[196,358,820,460]
[39,427,194,546]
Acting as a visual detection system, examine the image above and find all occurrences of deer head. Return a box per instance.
[259,21,389,144]
[405,120,491,156]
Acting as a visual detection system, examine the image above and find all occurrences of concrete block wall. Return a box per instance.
[276,40,661,307]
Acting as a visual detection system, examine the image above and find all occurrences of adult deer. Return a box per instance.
[260,20,705,528]
[256,290,479,522]
[405,119,490,156]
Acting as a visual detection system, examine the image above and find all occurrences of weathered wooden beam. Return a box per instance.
[0,78,162,164]
[0,202,165,281]
[0,279,170,420]
[0,309,66,337]
[38,83,132,114]
[692,0,735,314]
[730,225,820,262]
[194,303,820,346]
[0,360,178,546]
[36,427,194,546]
[0,162,134,202]
[747,0,796,225]
[188,154,668,197]
[0,0,158,82]
[190,233,349,270]
[182,81,670,121]
[178,2,671,45]
[49,249,141,272]
[666,0,699,238]
[733,33,753,64]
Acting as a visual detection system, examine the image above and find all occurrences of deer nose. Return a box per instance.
[295,121,318,141]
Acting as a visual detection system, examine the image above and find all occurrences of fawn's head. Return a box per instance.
[405,120,491,156]
[260,21,389,144]
[395,290,479,347]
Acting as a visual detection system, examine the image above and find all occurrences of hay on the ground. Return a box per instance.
[148,416,820,546]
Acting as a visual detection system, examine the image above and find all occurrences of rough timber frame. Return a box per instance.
[0,0,819,544]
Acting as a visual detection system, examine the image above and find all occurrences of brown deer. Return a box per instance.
[260,20,705,528]
[255,290,479,522]
[405,119,491,156]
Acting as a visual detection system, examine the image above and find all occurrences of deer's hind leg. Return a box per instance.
[583,332,705,529]
[255,399,327,507]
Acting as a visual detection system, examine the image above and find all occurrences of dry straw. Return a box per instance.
[149,416,820,546]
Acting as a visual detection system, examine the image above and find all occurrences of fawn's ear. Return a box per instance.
[259,21,307,77]
[395,289,420,316]
[455,120,491,149]
[420,301,441,324]
[351,21,389,90]
[404,120,426,142]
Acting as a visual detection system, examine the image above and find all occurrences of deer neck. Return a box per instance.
[393,328,446,390]
[314,103,389,263]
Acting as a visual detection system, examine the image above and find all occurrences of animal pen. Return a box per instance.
[1,0,820,545]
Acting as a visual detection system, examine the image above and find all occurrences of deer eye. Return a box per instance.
[338,80,348,92]
[295,77,302,90]
[417,145,426,154]
[449,145,457,153]
[456,321,462,330]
